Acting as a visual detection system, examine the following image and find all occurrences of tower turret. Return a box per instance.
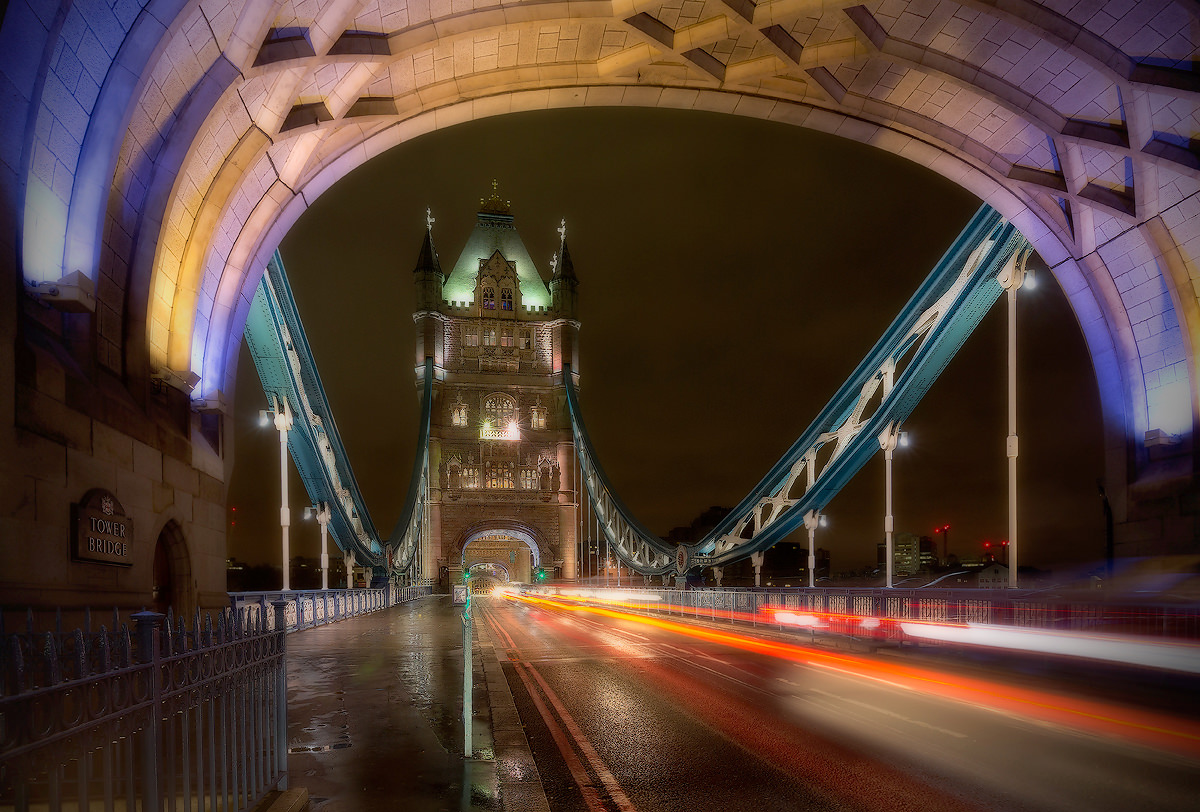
[550,225,578,319]
[413,209,445,368]
[548,219,580,375]
[413,208,444,310]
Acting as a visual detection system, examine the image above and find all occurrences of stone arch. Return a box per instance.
[152,519,194,618]
[4,0,1199,552]
[455,520,552,569]
[468,561,511,582]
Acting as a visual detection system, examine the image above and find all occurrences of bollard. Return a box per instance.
[462,590,472,757]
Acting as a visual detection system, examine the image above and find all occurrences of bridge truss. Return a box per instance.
[242,253,433,582]
[567,205,1033,577]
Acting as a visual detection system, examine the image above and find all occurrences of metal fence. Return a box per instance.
[541,586,1200,641]
[229,584,432,632]
[1,603,288,812]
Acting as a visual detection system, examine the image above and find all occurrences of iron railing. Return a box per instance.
[1,603,288,811]
[229,584,432,632]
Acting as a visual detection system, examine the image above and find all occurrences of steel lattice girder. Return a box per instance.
[567,205,1032,575]
[243,252,432,574]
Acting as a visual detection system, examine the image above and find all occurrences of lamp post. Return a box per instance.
[260,397,294,591]
[998,253,1033,588]
[304,501,332,589]
[879,422,908,588]
[803,510,826,588]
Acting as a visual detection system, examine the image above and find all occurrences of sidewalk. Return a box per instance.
[284,595,548,811]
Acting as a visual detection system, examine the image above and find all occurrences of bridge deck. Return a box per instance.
[285,596,548,811]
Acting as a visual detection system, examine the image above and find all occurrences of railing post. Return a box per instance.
[133,611,165,812]
[271,601,289,789]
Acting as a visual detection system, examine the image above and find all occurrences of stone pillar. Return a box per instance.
[557,439,577,581]
[751,552,764,588]
[712,566,723,587]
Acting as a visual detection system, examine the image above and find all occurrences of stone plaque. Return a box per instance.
[72,490,134,567]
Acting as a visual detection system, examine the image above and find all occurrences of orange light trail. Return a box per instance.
[505,592,1200,760]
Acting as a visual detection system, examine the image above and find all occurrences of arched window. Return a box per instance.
[482,287,496,310]
[483,394,516,425]
[500,288,513,310]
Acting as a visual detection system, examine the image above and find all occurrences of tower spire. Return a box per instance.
[413,207,442,276]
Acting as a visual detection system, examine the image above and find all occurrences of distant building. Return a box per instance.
[976,563,1010,588]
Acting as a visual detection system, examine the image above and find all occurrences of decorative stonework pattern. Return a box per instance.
[6,0,1198,498]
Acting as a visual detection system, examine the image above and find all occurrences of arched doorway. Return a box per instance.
[460,526,547,584]
[152,521,194,618]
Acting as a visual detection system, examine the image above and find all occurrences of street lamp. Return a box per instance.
[998,253,1033,588]
[803,509,827,588]
[304,501,332,589]
[259,396,294,591]
[879,422,908,588]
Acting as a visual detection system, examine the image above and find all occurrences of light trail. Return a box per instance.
[533,588,1200,676]
[481,607,639,812]
[504,592,1200,760]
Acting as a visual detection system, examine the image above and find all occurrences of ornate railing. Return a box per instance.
[0,604,288,811]
[228,584,432,632]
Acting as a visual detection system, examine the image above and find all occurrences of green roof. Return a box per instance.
[442,211,551,309]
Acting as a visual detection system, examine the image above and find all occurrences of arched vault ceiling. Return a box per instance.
[10,0,1199,488]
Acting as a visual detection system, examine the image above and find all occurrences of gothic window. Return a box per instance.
[530,406,546,430]
[462,467,479,489]
[483,394,516,425]
[500,288,513,310]
[482,287,496,310]
[483,328,497,347]
[451,403,468,427]
[519,330,532,350]
[464,329,479,347]
[486,461,514,489]
[520,468,538,490]
[500,328,514,347]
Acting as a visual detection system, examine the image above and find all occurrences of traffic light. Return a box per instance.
[536,567,546,581]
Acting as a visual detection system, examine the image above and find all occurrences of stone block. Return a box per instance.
[67,444,120,498]
[133,439,162,478]
[162,453,199,494]
[0,471,36,520]
[92,420,134,468]
[34,476,70,525]
[152,480,174,513]
[197,470,224,503]
[174,489,193,522]
[12,429,67,485]
[115,466,154,511]
[17,386,90,450]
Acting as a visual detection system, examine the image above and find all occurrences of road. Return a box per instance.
[477,593,1200,812]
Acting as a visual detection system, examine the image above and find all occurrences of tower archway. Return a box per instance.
[152,520,194,618]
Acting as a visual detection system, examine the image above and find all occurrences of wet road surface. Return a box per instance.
[286,596,500,812]
[477,594,1200,812]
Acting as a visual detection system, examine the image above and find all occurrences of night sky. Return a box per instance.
[227,107,1105,576]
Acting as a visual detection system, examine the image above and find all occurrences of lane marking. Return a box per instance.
[807,688,969,739]
[510,659,606,812]
[522,661,638,812]
[486,605,639,812]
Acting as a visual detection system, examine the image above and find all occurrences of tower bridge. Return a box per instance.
[3,1,1200,808]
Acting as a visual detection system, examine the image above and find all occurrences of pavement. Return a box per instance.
[283,595,549,812]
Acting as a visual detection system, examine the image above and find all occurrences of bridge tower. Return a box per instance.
[413,187,580,591]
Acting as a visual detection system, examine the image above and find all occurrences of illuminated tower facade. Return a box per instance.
[413,188,580,590]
